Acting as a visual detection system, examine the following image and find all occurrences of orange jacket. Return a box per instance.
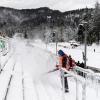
[65,56,69,70]
[57,55,63,69]
[57,55,69,70]
[72,59,75,68]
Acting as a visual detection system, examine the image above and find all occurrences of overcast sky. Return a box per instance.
[0,0,99,12]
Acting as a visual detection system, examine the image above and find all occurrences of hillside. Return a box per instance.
[0,7,94,40]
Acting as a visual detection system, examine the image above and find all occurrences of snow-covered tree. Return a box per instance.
[90,2,100,44]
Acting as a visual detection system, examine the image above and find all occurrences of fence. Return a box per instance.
[60,66,100,100]
[0,36,10,56]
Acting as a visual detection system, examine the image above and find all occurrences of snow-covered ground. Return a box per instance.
[31,39,100,69]
[0,37,100,100]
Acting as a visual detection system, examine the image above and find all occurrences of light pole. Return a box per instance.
[83,21,88,69]
[80,21,88,69]
[55,32,58,56]
[84,27,87,69]
[52,32,58,56]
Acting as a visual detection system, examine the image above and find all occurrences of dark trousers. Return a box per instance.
[61,70,69,92]
[64,74,69,90]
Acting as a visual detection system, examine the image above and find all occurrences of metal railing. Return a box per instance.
[0,36,10,56]
[60,66,100,100]
[75,66,100,80]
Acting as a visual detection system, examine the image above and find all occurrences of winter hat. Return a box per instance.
[58,49,64,56]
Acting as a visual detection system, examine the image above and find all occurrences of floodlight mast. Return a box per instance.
[79,21,88,69]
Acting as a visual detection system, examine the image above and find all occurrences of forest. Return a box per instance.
[0,2,100,44]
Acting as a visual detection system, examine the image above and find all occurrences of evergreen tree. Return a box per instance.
[92,2,100,44]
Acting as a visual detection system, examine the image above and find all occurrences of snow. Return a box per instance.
[0,37,100,100]
[30,39,100,69]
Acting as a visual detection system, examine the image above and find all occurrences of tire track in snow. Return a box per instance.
[23,76,39,100]
[22,75,25,100]
[33,81,41,100]
[19,51,38,100]
[38,71,63,100]
[0,49,14,73]
[38,80,62,100]
[0,51,16,100]
[21,61,25,100]
[34,80,51,100]
[3,61,16,100]
[5,60,23,100]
